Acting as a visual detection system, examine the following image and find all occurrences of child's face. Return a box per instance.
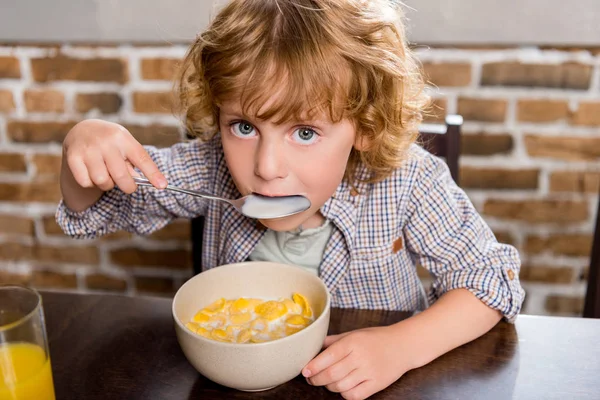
[219,99,357,232]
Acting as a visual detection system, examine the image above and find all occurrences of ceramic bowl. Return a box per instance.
[172,261,331,391]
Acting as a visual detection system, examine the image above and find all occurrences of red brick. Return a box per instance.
[422,62,471,87]
[123,124,181,147]
[520,265,574,283]
[525,234,592,257]
[34,245,99,265]
[549,171,600,193]
[7,121,77,143]
[461,133,513,155]
[0,182,61,203]
[483,199,588,223]
[110,248,191,269]
[481,62,592,89]
[24,89,65,113]
[545,295,584,314]
[33,154,62,179]
[525,135,600,161]
[32,270,77,289]
[101,231,133,241]
[0,57,20,79]
[41,216,63,236]
[149,220,191,241]
[132,91,175,114]
[86,274,127,292]
[571,102,600,126]
[0,215,34,236]
[140,58,180,81]
[460,167,538,190]
[75,93,122,114]
[0,153,26,172]
[0,90,15,112]
[0,242,98,264]
[31,56,127,83]
[492,231,515,246]
[517,99,569,123]
[0,243,32,260]
[457,97,507,122]
[0,271,31,285]
[135,276,175,294]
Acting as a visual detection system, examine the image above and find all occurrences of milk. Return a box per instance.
[241,195,311,219]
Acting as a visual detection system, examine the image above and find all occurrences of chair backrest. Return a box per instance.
[418,114,463,185]
[191,114,463,274]
[584,194,600,318]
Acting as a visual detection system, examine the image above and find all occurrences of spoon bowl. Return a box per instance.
[133,177,311,219]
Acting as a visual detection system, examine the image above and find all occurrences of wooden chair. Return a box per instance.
[584,194,600,318]
[191,115,463,274]
[418,114,463,185]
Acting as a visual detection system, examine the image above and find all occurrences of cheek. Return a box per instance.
[221,136,254,187]
[297,146,350,194]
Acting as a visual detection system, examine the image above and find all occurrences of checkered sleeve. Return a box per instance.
[403,152,525,322]
[56,139,214,239]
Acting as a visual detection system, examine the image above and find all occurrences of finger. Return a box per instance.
[84,150,114,192]
[125,140,167,189]
[125,161,140,178]
[324,332,351,348]
[341,379,376,400]
[66,154,93,188]
[308,354,356,386]
[104,150,136,194]
[326,368,363,394]
[303,341,351,378]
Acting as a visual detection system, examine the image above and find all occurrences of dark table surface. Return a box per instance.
[42,291,600,399]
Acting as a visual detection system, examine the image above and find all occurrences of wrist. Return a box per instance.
[388,316,439,371]
[60,157,102,212]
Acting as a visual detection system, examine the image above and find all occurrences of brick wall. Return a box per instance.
[0,44,598,317]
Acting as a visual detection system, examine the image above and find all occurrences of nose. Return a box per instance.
[254,136,288,181]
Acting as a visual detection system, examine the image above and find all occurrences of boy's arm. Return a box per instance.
[390,288,501,369]
[303,289,501,400]
[57,139,215,239]
[403,151,524,323]
[303,150,522,399]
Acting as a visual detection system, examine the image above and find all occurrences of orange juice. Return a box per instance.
[0,343,55,400]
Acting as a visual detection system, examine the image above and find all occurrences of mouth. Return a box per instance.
[252,191,292,198]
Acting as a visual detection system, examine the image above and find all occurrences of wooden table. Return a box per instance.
[43,291,600,399]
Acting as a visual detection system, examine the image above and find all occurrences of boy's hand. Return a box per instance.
[60,119,168,212]
[302,325,413,400]
[62,119,167,194]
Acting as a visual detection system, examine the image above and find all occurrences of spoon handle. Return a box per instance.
[132,177,228,203]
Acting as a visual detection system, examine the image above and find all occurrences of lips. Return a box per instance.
[252,191,290,198]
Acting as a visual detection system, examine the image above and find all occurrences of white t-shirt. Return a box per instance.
[249,220,333,275]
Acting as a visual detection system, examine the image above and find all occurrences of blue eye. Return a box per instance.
[231,121,256,137]
[292,127,318,145]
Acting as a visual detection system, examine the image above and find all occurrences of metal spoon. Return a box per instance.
[133,177,311,219]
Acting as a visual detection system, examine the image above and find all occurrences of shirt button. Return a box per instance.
[350,188,359,196]
[507,269,515,280]
[392,237,403,253]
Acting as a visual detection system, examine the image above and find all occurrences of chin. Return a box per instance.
[258,213,309,232]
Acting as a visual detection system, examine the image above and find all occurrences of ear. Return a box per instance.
[353,134,371,151]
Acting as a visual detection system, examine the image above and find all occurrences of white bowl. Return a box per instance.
[172,261,331,391]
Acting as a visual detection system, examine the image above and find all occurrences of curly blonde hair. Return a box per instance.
[177,0,430,185]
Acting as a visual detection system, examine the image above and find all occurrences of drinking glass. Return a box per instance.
[0,285,55,400]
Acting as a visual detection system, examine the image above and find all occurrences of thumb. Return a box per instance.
[323,332,350,348]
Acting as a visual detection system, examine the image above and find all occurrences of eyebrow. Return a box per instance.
[220,106,331,128]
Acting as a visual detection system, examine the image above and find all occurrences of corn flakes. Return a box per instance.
[186,293,314,343]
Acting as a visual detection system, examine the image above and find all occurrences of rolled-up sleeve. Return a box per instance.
[403,154,525,322]
[56,138,214,239]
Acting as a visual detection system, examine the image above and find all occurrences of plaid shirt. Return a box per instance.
[57,135,525,322]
